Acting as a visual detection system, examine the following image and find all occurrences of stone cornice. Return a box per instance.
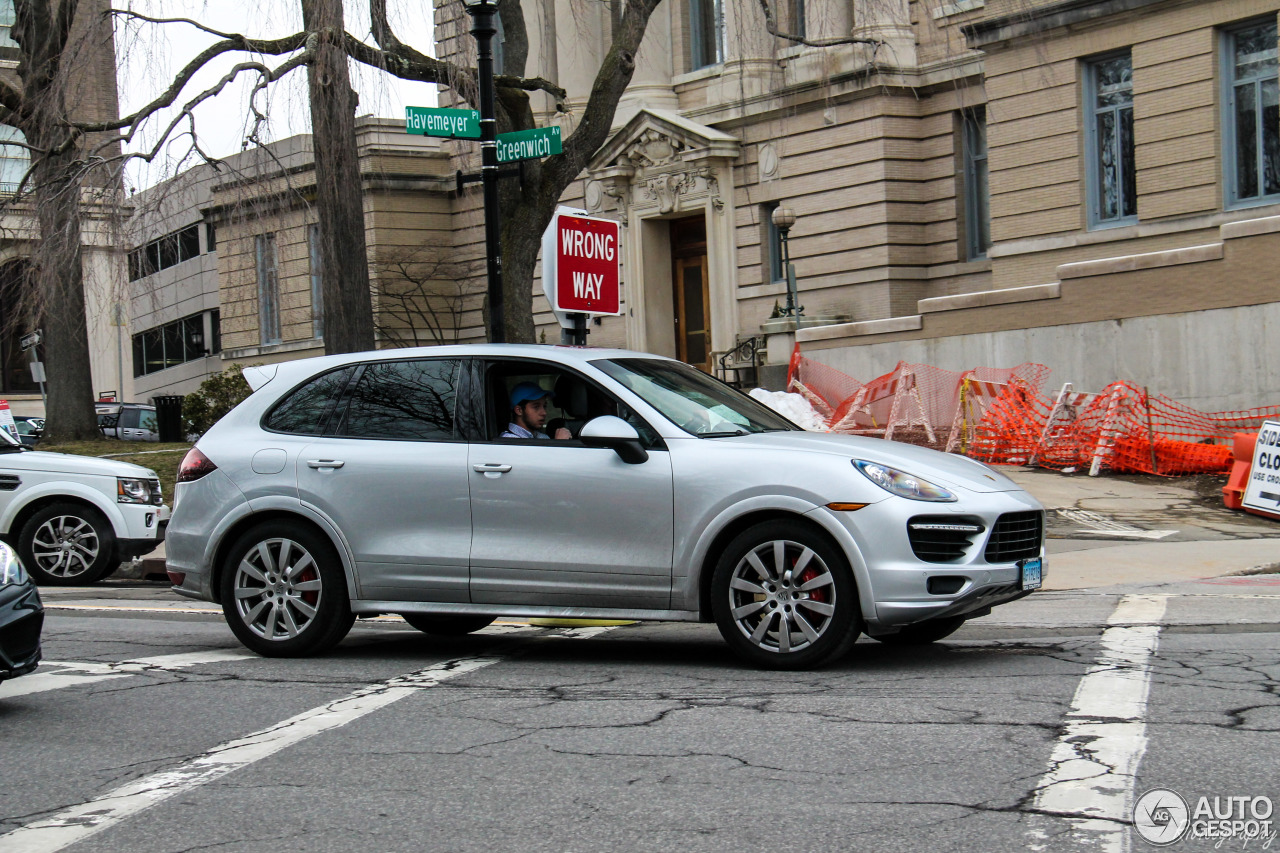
[963,0,1180,48]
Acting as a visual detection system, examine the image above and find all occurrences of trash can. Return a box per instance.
[152,395,185,443]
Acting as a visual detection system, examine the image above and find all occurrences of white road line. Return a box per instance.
[1029,594,1167,853]
[1051,507,1177,540]
[0,655,502,853]
[1,625,621,852]
[0,650,255,699]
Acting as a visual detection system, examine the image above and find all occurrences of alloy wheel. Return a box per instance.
[32,515,100,579]
[727,539,837,654]
[233,538,324,641]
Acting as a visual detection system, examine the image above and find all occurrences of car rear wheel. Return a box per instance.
[400,614,496,636]
[873,616,967,645]
[19,503,119,586]
[711,520,861,670]
[220,522,354,657]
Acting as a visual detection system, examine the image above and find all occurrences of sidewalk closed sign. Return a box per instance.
[1243,420,1280,514]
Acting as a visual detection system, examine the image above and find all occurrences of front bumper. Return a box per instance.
[0,580,43,682]
[815,488,1046,632]
[118,519,168,561]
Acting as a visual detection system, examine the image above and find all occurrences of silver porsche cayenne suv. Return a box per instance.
[166,345,1045,669]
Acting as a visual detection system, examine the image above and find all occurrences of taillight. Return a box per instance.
[177,448,218,483]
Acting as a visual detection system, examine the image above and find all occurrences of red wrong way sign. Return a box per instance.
[555,214,621,315]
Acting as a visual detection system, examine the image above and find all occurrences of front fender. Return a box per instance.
[1,481,126,538]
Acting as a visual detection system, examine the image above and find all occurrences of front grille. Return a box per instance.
[907,516,985,563]
[984,511,1044,563]
[0,611,43,664]
[0,474,19,491]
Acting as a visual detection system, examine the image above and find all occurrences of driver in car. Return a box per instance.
[501,383,573,440]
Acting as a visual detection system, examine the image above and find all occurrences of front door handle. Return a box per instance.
[307,459,345,469]
[473,463,512,477]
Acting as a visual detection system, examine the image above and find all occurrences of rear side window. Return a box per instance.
[341,359,460,441]
[264,366,355,435]
[138,409,158,432]
[119,409,140,429]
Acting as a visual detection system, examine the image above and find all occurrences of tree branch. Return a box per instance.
[755,0,884,48]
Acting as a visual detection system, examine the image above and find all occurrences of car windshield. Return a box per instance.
[594,358,799,436]
[0,427,22,450]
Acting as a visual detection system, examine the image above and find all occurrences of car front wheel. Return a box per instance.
[19,503,119,586]
[711,520,861,670]
[401,614,496,636]
[220,522,354,657]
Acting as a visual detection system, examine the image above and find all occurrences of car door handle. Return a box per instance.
[473,463,512,475]
[306,459,345,469]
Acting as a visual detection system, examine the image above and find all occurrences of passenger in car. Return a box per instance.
[501,382,572,440]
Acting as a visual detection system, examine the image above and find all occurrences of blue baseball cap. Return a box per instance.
[510,382,552,409]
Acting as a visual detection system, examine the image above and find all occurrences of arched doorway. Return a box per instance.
[0,259,42,394]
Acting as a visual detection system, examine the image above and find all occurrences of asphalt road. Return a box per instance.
[2,579,1278,853]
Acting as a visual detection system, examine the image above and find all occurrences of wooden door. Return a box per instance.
[670,217,711,372]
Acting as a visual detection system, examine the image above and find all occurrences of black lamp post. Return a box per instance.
[461,0,504,343]
[771,205,802,318]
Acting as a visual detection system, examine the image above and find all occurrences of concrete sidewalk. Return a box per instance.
[1001,466,1280,590]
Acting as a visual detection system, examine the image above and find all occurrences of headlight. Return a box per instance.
[118,477,158,504]
[854,460,957,502]
[0,543,28,586]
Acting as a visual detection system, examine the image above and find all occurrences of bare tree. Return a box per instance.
[372,247,476,348]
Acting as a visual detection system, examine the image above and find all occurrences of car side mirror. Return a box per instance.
[579,416,648,464]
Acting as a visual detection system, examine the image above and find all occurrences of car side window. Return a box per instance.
[138,410,158,432]
[485,360,663,449]
[264,366,356,435]
[340,359,460,441]
[119,409,140,429]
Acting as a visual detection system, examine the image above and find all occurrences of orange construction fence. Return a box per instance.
[786,345,1280,476]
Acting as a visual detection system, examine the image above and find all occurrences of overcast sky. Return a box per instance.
[115,1,439,191]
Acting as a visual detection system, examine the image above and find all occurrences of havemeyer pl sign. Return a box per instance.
[541,208,621,326]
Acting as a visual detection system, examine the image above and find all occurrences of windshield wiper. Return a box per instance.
[700,430,749,438]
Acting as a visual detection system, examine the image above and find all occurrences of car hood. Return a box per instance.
[1,450,158,479]
[699,431,1025,493]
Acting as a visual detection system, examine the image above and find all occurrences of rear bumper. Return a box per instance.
[0,580,43,682]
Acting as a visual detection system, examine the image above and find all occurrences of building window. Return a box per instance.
[494,14,506,75]
[0,124,29,194]
[309,223,324,339]
[1225,19,1280,207]
[689,0,723,70]
[762,202,784,283]
[961,108,991,258]
[210,309,222,354]
[0,1,16,49]
[205,221,217,252]
[257,234,281,345]
[130,312,211,377]
[1085,52,1136,226]
[787,0,805,40]
[127,223,202,281]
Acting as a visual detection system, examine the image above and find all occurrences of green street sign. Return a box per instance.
[497,125,563,163]
[405,106,480,139]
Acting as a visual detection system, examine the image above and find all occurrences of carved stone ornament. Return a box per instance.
[623,129,686,172]
[644,172,692,214]
[585,181,604,213]
[759,143,779,182]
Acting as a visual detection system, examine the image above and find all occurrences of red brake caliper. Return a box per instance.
[796,567,827,604]
[297,568,320,606]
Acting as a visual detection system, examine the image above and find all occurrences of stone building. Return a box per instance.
[142,0,1280,413]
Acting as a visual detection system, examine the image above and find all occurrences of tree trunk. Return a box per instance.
[14,0,99,442]
[302,0,375,355]
[27,145,99,442]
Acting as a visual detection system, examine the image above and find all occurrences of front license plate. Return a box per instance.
[1020,558,1043,591]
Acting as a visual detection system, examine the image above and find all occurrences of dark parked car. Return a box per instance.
[0,541,42,686]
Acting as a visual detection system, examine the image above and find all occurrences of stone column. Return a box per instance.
[554,0,606,113]
[616,6,678,126]
[853,0,915,67]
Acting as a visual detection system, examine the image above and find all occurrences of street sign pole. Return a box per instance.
[464,0,505,344]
